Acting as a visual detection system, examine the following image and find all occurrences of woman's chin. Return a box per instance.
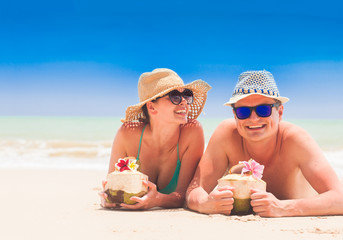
[173,113,187,123]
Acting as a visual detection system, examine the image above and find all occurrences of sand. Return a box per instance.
[0,168,342,240]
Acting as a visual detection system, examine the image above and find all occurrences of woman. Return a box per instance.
[100,68,211,209]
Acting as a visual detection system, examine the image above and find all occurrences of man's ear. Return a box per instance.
[146,101,158,115]
[232,109,237,119]
[278,105,284,121]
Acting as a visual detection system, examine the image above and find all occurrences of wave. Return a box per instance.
[0,139,111,170]
[324,151,343,178]
[1,139,343,178]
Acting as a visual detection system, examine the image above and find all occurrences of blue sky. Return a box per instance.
[1,0,343,119]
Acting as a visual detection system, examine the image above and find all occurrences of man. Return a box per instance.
[186,70,343,217]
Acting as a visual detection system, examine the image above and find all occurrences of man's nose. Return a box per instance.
[249,109,260,120]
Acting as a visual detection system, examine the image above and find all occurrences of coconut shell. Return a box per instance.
[105,171,148,205]
[217,174,266,215]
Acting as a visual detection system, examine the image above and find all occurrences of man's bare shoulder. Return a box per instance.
[210,118,239,141]
[279,121,311,142]
[279,121,319,155]
[216,118,237,131]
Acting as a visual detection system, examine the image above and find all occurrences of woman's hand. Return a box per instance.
[120,180,161,210]
[98,180,120,209]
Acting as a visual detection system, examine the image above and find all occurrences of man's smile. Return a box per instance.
[246,124,266,130]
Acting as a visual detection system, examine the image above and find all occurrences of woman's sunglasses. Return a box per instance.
[156,89,194,105]
[233,103,279,120]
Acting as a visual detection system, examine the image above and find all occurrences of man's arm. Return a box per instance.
[291,126,343,216]
[251,124,343,217]
[186,120,236,215]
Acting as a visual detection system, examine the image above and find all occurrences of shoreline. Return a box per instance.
[1,168,342,240]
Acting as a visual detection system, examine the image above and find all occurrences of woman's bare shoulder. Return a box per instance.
[121,121,145,129]
[117,121,145,138]
[181,119,202,130]
[180,119,204,140]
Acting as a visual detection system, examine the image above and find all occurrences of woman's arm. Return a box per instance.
[107,123,135,173]
[161,120,206,208]
[186,120,235,214]
[100,123,137,208]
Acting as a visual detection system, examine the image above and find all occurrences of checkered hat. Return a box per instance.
[224,70,289,106]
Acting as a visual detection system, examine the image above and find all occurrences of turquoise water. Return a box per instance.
[0,116,120,141]
[2,116,342,149]
[286,119,343,151]
[0,116,342,176]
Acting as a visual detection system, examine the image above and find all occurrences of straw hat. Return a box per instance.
[122,68,211,122]
[224,70,289,106]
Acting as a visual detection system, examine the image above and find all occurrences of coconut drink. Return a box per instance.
[105,157,148,205]
[217,159,266,215]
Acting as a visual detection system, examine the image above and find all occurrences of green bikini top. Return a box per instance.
[136,124,181,194]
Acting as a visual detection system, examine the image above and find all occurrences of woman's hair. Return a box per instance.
[140,104,150,124]
[140,96,161,123]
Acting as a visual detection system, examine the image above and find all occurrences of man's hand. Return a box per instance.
[250,188,286,217]
[198,186,234,215]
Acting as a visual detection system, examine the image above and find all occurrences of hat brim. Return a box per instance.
[122,80,211,122]
[224,93,289,107]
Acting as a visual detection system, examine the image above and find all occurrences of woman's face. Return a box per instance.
[149,88,190,125]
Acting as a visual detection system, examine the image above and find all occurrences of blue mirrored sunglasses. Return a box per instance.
[233,103,279,120]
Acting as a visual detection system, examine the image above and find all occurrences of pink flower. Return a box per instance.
[115,158,130,172]
[239,159,264,179]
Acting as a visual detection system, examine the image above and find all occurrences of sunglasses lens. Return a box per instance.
[256,105,272,117]
[168,89,194,105]
[235,107,251,119]
[168,90,182,105]
[183,89,194,105]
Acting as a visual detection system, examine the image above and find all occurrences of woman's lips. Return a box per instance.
[175,109,187,114]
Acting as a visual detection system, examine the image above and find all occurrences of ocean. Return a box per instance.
[1,116,342,177]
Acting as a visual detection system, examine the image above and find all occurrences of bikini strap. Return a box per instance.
[177,143,179,160]
[158,142,181,194]
[136,124,147,162]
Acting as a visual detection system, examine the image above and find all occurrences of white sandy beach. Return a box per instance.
[0,168,342,240]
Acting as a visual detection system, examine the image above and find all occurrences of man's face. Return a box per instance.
[233,95,283,142]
